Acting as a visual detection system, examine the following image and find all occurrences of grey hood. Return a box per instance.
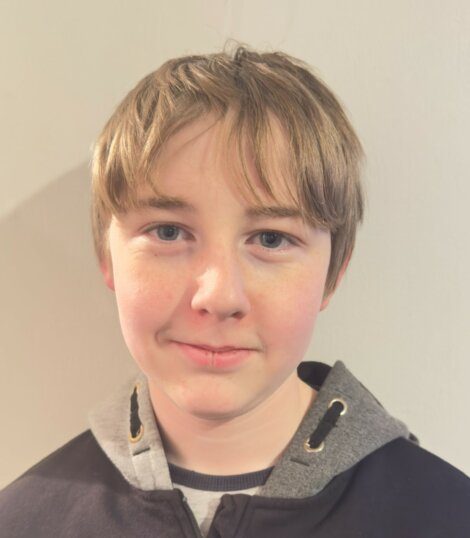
[88,360,412,499]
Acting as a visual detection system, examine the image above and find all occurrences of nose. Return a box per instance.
[190,248,251,320]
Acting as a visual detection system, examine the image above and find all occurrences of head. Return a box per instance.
[91,43,365,419]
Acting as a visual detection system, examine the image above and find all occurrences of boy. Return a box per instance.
[1,43,469,537]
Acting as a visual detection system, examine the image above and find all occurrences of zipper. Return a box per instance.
[177,489,204,538]
[204,497,225,537]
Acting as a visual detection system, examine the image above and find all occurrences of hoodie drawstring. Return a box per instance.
[304,398,347,453]
[129,384,144,443]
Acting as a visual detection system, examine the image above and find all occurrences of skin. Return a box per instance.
[100,113,349,475]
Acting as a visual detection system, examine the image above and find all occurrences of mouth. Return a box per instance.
[182,342,251,352]
[173,341,254,370]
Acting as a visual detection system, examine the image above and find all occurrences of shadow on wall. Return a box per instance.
[0,163,137,488]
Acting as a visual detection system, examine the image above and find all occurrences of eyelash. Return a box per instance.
[143,224,298,253]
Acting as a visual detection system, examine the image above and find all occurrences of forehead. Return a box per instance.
[143,110,300,214]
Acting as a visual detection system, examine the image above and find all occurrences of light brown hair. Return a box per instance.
[91,41,365,297]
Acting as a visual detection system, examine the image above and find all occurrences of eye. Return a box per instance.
[144,224,297,252]
[254,230,297,252]
[151,224,186,242]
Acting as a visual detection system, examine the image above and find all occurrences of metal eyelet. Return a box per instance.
[304,438,324,453]
[129,423,144,443]
[328,397,347,415]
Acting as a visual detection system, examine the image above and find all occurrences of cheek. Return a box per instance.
[260,270,327,359]
[112,262,178,347]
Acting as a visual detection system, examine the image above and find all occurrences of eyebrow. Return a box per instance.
[135,195,303,220]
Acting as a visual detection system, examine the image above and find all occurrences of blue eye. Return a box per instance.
[257,231,294,250]
[146,224,296,252]
[155,224,183,241]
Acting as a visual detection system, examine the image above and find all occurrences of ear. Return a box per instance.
[320,252,351,311]
[99,254,115,292]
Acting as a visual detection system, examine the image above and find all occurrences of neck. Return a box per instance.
[148,373,317,476]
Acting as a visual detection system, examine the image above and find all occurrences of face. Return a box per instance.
[102,114,340,421]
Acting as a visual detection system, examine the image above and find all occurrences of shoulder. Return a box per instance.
[0,430,130,537]
[1,429,125,490]
[349,437,470,532]
[363,436,469,490]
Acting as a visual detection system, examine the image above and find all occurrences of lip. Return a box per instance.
[184,342,249,352]
[174,341,253,370]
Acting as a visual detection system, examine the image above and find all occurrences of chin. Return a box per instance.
[174,388,249,421]
[187,407,240,421]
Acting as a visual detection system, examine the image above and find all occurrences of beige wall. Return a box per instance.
[1,0,469,487]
